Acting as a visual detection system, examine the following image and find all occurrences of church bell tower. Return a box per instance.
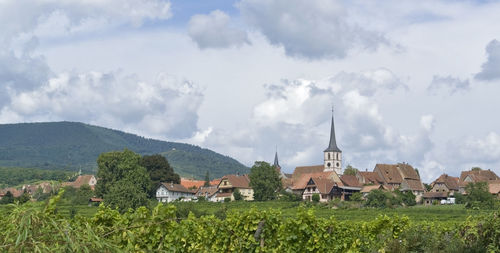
[324,108,342,175]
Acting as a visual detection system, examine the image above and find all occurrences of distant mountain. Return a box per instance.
[0,122,248,179]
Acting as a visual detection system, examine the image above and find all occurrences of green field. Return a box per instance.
[2,200,489,223]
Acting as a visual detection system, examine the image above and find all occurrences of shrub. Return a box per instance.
[233,189,243,201]
[311,193,320,203]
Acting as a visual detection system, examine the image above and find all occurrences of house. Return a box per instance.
[292,171,340,196]
[356,170,384,185]
[180,178,221,190]
[374,163,425,202]
[156,182,195,202]
[217,174,253,201]
[302,173,361,202]
[430,174,459,195]
[488,180,500,198]
[62,175,97,190]
[360,184,391,198]
[88,197,103,206]
[422,192,448,205]
[196,186,218,202]
[458,169,500,193]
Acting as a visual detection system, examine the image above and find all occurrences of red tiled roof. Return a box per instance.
[63,175,96,189]
[459,170,500,187]
[292,165,324,181]
[221,174,251,188]
[160,182,194,193]
[309,177,335,194]
[432,174,459,191]
[360,184,389,193]
[487,180,500,194]
[181,178,222,189]
[0,188,23,197]
[358,171,384,185]
[340,175,361,187]
[375,164,404,184]
[196,186,218,197]
[397,163,420,180]
[403,179,425,191]
[292,171,339,190]
[423,192,448,199]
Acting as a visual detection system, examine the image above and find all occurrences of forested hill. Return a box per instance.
[0,122,248,179]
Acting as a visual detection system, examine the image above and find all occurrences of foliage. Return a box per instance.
[278,190,302,201]
[0,167,72,188]
[249,161,282,201]
[95,149,151,212]
[204,171,210,187]
[464,182,495,209]
[454,192,466,204]
[350,192,363,202]
[366,190,402,208]
[343,164,359,176]
[424,183,432,191]
[311,193,320,203]
[396,190,417,206]
[140,154,180,197]
[224,197,231,203]
[471,167,482,171]
[1,194,500,252]
[0,191,14,204]
[233,189,243,201]
[0,122,248,178]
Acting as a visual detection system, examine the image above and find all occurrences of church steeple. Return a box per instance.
[273,149,280,167]
[323,108,342,174]
[324,113,341,153]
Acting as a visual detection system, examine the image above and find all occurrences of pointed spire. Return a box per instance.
[324,107,341,152]
[273,147,280,167]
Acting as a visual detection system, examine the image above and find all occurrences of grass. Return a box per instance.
[1,200,493,223]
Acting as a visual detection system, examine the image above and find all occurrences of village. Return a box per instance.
[2,113,499,206]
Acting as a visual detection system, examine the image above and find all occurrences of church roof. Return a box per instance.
[273,151,280,167]
[324,115,341,152]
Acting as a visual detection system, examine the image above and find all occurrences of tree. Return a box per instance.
[0,191,14,204]
[311,193,320,203]
[344,165,359,176]
[471,167,482,171]
[72,185,94,205]
[204,171,211,187]
[233,188,243,201]
[95,149,151,212]
[365,190,401,208]
[140,154,180,198]
[350,192,363,202]
[104,182,148,213]
[249,161,282,201]
[465,182,494,209]
[423,183,432,192]
[396,190,416,206]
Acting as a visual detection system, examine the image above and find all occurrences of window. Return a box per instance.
[328,153,330,159]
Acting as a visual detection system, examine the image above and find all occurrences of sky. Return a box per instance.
[1,0,500,182]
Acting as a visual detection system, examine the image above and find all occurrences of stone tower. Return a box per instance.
[323,110,342,174]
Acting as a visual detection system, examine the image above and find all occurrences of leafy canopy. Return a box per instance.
[249,161,282,201]
[140,154,180,197]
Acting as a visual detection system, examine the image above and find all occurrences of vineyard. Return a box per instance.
[0,192,499,252]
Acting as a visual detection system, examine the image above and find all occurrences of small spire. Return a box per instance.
[273,148,280,167]
[324,107,341,152]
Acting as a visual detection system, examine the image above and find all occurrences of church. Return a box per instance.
[281,110,362,202]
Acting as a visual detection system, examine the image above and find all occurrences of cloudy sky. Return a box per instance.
[1,0,500,182]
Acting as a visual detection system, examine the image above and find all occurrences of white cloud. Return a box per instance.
[427,75,471,94]
[475,39,500,81]
[188,10,250,49]
[0,71,203,140]
[238,0,388,59]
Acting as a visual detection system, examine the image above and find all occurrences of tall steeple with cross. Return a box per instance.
[324,106,342,174]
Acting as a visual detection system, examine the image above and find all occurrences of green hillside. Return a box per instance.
[0,122,248,179]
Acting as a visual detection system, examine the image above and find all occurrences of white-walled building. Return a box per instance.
[156,182,195,203]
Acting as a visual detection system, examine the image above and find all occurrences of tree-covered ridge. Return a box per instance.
[0,122,248,178]
[0,167,73,188]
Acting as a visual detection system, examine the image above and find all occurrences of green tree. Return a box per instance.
[423,183,432,192]
[471,167,482,171]
[72,185,94,205]
[311,193,320,202]
[233,188,243,201]
[366,189,401,208]
[249,161,282,201]
[350,192,363,202]
[204,171,211,187]
[465,182,494,209]
[0,191,14,204]
[95,149,151,212]
[396,190,416,206]
[344,165,359,176]
[140,154,180,198]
